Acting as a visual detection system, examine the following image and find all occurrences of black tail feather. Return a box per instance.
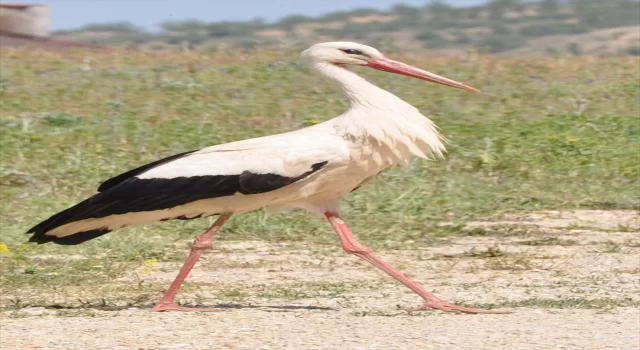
[26,194,115,245]
[28,228,112,245]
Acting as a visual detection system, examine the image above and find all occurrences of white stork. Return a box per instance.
[27,42,502,314]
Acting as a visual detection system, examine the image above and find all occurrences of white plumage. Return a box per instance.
[28,42,502,314]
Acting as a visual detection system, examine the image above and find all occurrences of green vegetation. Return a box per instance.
[1,49,638,247]
[0,49,638,311]
[51,0,640,55]
[470,297,640,310]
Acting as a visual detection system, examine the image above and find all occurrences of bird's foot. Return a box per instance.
[150,303,220,312]
[407,300,509,314]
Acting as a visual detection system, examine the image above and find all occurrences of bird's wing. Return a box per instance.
[27,130,350,245]
[136,131,346,181]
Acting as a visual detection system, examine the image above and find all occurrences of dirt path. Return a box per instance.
[2,308,638,350]
[1,210,638,350]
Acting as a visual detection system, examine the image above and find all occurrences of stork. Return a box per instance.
[27,42,501,314]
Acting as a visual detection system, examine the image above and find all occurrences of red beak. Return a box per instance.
[366,57,480,93]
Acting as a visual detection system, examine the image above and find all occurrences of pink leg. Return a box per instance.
[325,212,505,314]
[151,213,232,312]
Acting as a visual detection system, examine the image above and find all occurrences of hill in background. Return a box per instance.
[53,0,640,56]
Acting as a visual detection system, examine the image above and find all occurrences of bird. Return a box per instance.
[27,41,502,314]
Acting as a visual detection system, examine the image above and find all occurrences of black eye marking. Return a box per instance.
[340,49,364,55]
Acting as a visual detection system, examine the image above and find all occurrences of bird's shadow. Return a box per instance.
[38,303,335,312]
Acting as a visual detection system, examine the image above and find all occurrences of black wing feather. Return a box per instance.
[27,159,329,245]
[97,150,196,192]
[238,161,327,194]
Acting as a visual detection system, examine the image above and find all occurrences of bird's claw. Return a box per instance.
[150,303,220,312]
[407,300,509,314]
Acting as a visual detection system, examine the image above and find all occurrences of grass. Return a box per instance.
[0,48,638,311]
[518,237,579,246]
[470,297,640,310]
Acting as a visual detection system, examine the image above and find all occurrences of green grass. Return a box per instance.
[469,297,640,310]
[517,237,579,246]
[0,49,638,310]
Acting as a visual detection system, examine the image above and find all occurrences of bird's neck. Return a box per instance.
[311,62,400,108]
[309,61,447,164]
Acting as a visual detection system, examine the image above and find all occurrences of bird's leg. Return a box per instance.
[151,213,233,312]
[324,212,504,314]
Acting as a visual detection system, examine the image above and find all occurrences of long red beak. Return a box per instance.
[366,57,479,93]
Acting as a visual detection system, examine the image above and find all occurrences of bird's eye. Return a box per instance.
[340,49,364,55]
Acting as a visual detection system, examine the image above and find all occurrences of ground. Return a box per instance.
[1,209,638,350]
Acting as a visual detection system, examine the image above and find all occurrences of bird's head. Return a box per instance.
[301,41,479,93]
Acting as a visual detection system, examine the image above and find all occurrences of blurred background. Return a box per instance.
[1,0,639,55]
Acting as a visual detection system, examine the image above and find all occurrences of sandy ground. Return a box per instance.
[1,210,639,350]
